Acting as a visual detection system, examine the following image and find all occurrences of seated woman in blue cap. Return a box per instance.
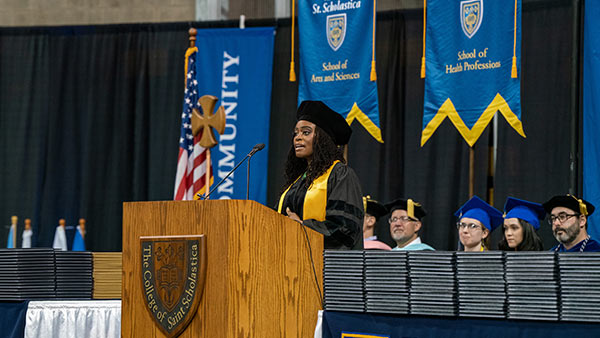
[498,197,544,251]
[455,196,503,251]
[277,100,364,250]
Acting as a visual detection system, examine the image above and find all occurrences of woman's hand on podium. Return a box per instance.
[286,207,303,225]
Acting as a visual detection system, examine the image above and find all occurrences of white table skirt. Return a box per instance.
[25,300,121,338]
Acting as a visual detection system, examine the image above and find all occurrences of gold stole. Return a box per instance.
[277,160,340,222]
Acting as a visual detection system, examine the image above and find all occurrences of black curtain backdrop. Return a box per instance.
[0,0,577,251]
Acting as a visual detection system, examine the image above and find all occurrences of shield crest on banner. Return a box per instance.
[326,13,346,51]
[140,235,207,338]
[460,0,483,39]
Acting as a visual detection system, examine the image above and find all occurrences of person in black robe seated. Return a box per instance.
[543,194,600,252]
[363,196,392,250]
[277,100,364,250]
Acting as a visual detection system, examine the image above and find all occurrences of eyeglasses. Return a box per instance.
[456,222,482,231]
[389,216,418,224]
[548,213,579,225]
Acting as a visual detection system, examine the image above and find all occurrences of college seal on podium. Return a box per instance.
[140,235,207,337]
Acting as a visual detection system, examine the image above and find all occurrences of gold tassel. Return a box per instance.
[289,61,296,82]
[569,194,588,216]
[511,0,518,79]
[421,0,427,78]
[289,0,296,82]
[407,199,415,219]
[511,57,517,78]
[370,0,377,81]
[370,61,377,81]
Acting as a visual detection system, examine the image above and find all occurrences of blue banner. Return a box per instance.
[583,0,600,240]
[194,28,274,203]
[422,0,523,147]
[298,0,382,142]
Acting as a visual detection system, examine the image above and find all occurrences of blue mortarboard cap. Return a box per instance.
[454,196,503,232]
[503,197,545,230]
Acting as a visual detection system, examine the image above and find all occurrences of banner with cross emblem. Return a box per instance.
[297,0,383,143]
[192,27,274,203]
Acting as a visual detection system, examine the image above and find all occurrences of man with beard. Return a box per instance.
[386,198,434,251]
[543,194,600,252]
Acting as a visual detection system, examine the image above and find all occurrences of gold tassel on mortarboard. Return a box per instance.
[569,194,588,216]
[407,199,415,219]
[363,195,370,213]
[407,198,422,219]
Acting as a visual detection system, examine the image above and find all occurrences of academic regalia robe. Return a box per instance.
[278,162,364,250]
[551,237,600,252]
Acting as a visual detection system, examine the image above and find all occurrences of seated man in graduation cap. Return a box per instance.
[278,100,364,250]
[363,196,392,250]
[543,194,600,252]
[386,198,434,251]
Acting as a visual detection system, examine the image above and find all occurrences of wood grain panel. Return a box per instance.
[122,200,323,338]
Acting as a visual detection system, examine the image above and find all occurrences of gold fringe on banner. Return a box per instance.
[289,0,297,82]
[511,0,518,78]
[370,0,377,81]
[420,0,427,78]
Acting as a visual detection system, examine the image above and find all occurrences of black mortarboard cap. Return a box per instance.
[543,194,595,216]
[363,196,388,220]
[297,100,352,145]
[384,198,427,220]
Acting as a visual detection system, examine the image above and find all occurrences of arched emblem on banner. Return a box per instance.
[327,13,347,51]
[460,0,483,39]
[140,235,207,338]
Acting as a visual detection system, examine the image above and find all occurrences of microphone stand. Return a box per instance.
[246,156,251,200]
[199,144,263,200]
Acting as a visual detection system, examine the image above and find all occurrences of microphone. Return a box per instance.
[198,143,265,200]
[248,143,265,156]
[246,143,265,199]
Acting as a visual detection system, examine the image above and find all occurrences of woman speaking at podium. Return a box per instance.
[277,100,364,250]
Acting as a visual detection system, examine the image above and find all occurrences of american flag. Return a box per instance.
[173,47,212,200]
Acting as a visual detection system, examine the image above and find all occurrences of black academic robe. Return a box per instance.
[279,162,364,250]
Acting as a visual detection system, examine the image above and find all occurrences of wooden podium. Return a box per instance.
[122,200,324,337]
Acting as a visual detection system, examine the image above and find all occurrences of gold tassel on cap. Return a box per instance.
[289,0,297,82]
[569,194,588,216]
[363,195,370,212]
[511,0,518,78]
[370,0,377,81]
[420,0,427,78]
[407,199,415,219]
